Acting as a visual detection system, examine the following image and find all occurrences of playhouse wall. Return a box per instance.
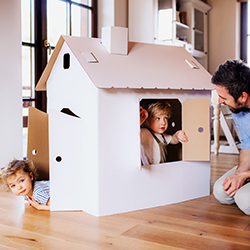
[97,88,211,216]
[47,43,100,214]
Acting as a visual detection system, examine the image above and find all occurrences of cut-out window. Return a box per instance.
[56,156,62,162]
[140,99,182,166]
[32,149,38,155]
[60,108,80,118]
[63,53,70,69]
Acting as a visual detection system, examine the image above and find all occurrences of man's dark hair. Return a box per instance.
[211,60,250,102]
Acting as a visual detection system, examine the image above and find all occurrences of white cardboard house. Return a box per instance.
[31,27,213,216]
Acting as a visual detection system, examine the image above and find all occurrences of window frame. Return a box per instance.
[22,0,97,113]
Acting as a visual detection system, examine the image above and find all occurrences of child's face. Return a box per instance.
[6,170,33,197]
[149,112,169,134]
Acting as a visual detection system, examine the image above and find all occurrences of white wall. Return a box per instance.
[98,0,128,38]
[128,0,156,43]
[207,0,241,74]
[114,0,128,28]
[0,0,23,167]
[97,88,210,216]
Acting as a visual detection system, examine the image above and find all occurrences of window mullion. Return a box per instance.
[92,0,98,37]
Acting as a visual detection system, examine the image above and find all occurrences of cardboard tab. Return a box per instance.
[185,59,199,69]
[81,52,98,63]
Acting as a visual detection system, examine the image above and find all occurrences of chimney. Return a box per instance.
[102,26,128,55]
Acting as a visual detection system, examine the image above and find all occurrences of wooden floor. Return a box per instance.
[1,153,250,250]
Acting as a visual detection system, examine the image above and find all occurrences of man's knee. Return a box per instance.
[213,166,238,205]
[213,178,234,205]
[235,185,250,215]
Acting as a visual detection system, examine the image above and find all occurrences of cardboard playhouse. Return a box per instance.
[28,26,213,217]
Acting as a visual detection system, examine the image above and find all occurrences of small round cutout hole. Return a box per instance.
[198,127,204,133]
[171,122,176,127]
[32,149,38,155]
[56,156,62,162]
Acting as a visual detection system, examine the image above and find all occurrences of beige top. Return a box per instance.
[141,128,172,165]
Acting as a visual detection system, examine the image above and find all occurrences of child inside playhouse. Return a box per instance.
[140,100,188,165]
[1,159,50,210]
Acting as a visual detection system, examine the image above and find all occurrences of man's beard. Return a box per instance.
[229,103,250,114]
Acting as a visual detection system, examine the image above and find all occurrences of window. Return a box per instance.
[21,0,97,157]
[140,99,182,167]
[47,0,96,51]
[21,0,35,157]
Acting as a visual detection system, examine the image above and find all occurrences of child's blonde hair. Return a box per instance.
[1,159,37,187]
[143,100,172,128]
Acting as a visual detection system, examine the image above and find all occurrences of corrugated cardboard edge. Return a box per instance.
[36,36,65,91]
[27,107,49,180]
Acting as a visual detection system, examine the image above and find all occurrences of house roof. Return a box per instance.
[36,35,213,91]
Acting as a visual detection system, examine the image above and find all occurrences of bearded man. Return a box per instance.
[212,59,250,215]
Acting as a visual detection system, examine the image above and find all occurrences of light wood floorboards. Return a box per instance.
[1,153,250,250]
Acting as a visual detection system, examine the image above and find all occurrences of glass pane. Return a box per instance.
[195,31,204,52]
[194,8,204,32]
[72,5,91,37]
[22,46,33,97]
[194,9,204,52]
[47,0,69,46]
[21,0,35,158]
[21,0,34,43]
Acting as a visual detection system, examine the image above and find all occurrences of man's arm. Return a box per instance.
[223,148,250,197]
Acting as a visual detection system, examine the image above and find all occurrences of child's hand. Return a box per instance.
[26,196,40,209]
[26,197,50,211]
[140,106,148,125]
[26,196,41,209]
[174,130,188,143]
